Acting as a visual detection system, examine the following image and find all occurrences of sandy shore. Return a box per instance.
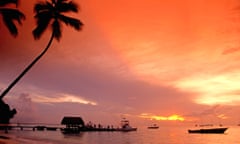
[0,133,46,144]
[0,135,18,144]
[0,139,17,144]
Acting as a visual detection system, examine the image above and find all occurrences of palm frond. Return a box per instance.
[0,0,18,7]
[33,11,52,39]
[2,14,17,36]
[33,0,82,41]
[56,1,78,13]
[51,0,57,5]
[58,14,83,30]
[52,19,62,41]
[34,2,53,14]
[0,8,25,36]
[0,8,25,23]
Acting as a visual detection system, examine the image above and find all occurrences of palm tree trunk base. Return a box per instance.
[0,99,17,124]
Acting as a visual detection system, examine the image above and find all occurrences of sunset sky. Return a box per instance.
[1,0,240,127]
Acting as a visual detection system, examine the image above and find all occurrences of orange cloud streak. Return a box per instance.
[140,113,185,121]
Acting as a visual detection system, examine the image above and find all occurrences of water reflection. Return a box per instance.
[3,125,240,144]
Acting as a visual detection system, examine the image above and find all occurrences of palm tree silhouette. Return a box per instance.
[0,0,25,37]
[0,0,83,99]
[0,0,25,124]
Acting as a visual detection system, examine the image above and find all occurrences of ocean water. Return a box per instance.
[2,126,240,144]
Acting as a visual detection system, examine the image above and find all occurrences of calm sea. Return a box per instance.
[2,126,240,144]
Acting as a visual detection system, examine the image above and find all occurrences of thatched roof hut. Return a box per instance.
[61,116,85,128]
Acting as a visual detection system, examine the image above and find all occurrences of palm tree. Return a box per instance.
[0,0,83,99]
[0,0,25,37]
[0,0,25,124]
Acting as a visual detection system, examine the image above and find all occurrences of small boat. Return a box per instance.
[118,118,137,132]
[148,124,159,129]
[188,127,228,134]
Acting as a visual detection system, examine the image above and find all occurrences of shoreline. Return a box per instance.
[0,132,52,144]
[0,135,17,144]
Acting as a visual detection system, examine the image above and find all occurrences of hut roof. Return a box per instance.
[61,116,85,125]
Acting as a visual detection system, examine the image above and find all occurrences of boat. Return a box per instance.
[148,124,159,129]
[188,127,228,134]
[118,118,137,132]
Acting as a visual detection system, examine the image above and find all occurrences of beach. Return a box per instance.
[0,134,17,144]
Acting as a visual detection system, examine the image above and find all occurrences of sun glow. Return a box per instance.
[175,72,240,105]
[140,113,185,121]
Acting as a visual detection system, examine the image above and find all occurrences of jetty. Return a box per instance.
[0,123,62,132]
[0,116,137,133]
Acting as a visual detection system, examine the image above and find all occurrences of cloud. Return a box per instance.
[183,104,237,124]
[222,47,240,55]
[32,93,97,106]
[174,71,240,105]
[5,93,38,122]
[139,113,185,121]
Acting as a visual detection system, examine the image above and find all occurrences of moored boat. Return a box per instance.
[188,127,228,134]
[118,118,137,132]
[148,124,159,129]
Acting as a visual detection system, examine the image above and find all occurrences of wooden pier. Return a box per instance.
[0,122,137,133]
[0,123,62,132]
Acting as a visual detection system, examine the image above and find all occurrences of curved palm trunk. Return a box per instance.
[0,32,55,99]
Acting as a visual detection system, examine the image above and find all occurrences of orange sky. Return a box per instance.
[1,0,240,126]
